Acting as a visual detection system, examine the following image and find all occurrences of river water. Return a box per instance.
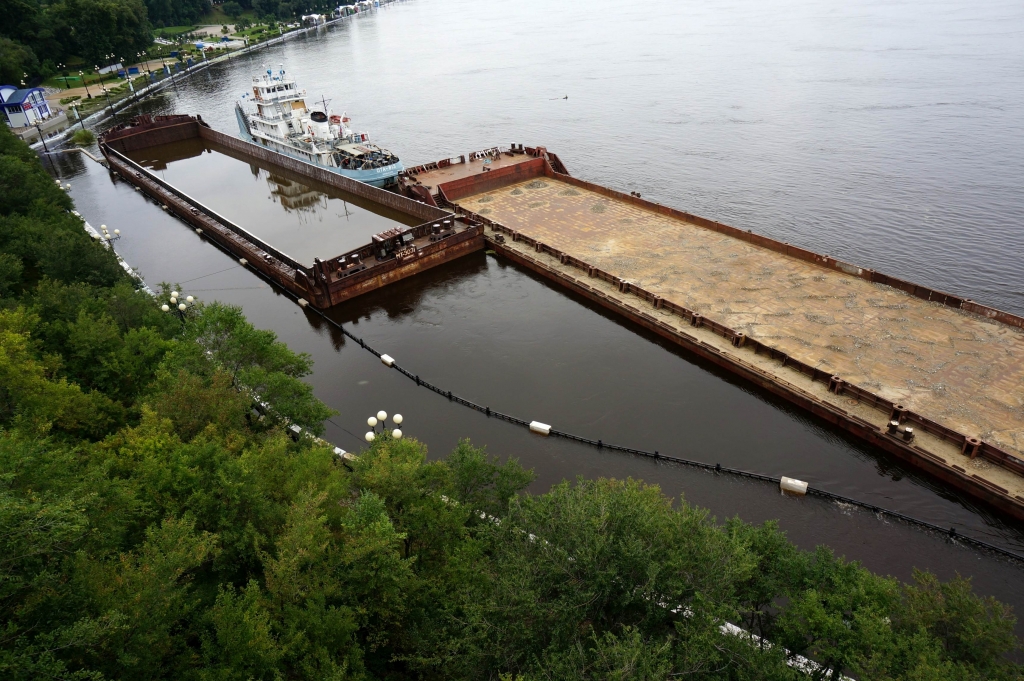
[51,0,1024,617]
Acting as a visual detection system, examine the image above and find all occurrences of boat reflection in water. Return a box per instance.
[267,172,327,214]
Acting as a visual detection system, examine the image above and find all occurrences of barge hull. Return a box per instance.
[98,119,1024,520]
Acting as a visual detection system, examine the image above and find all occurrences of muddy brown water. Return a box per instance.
[49,0,1024,627]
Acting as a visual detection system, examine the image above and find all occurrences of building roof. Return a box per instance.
[2,88,44,105]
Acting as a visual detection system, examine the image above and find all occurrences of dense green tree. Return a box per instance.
[0,37,39,86]
[424,476,769,679]
[0,253,22,298]
[144,0,210,28]
[0,0,159,82]
[251,0,280,21]
[0,129,123,292]
[163,300,336,433]
[54,0,152,66]
[0,0,69,83]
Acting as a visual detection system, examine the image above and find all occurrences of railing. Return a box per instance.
[247,110,292,124]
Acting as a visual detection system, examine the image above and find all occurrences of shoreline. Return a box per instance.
[30,2,402,151]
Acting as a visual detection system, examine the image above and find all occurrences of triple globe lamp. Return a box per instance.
[161,290,195,315]
[365,411,403,442]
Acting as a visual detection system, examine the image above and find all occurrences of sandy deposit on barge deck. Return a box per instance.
[464,177,1024,459]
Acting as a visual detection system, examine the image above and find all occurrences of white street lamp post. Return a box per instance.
[365,411,405,442]
[162,290,196,321]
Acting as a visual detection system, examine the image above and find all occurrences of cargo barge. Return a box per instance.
[100,116,1024,521]
[400,147,1024,522]
[100,116,482,308]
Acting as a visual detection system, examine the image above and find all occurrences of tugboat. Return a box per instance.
[235,64,403,187]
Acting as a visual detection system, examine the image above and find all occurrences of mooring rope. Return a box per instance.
[178,264,244,284]
[153,205,1024,565]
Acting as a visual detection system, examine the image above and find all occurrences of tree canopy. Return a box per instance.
[1,123,1021,679]
[0,0,210,82]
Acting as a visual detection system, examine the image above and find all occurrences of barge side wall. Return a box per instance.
[101,123,481,309]
[104,148,312,300]
[103,119,202,153]
[323,228,484,306]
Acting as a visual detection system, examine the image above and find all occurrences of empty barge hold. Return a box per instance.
[401,145,1024,521]
[100,116,483,308]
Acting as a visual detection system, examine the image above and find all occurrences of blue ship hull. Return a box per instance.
[235,106,403,188]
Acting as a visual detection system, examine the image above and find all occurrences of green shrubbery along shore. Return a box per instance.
[1,125,1021,679]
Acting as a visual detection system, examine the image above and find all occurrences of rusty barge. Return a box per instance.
[100,115,482,308]
[100,115,1024,521]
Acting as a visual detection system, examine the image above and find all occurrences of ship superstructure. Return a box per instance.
[236,65,403,187]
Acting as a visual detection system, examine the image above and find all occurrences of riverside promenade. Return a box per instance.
[404,150,1024,518]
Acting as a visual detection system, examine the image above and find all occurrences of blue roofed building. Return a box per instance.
[1,85,70,145]
[1,86,53,128]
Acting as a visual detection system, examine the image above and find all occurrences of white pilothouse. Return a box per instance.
[235,65,403,187]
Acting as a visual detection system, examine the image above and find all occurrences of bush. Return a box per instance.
[71,129,95,146]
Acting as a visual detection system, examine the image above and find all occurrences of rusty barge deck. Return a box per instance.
[402,149,1024,521]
